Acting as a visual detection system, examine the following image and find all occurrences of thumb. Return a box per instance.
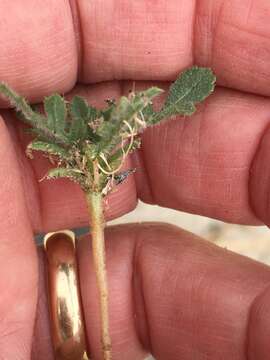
[77,223,270,360]
[0,117,38,358]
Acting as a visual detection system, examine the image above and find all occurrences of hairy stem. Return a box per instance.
[86,191,112,360]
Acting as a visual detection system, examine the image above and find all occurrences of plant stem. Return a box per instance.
[86,191,112,360]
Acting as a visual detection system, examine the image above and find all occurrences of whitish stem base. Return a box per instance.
[86,192,112,360]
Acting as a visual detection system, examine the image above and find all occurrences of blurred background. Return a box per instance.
[109,201,270,265]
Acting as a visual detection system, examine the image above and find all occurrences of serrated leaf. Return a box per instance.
[101,103,116,122]
[71,95,90,119]
[95,97,131,156]
[26,140,69,160]
[0,83,44,130]
[125,87,163,125]
[69,96,100,143]
[44,167,86,188]
[0,83,70,145]
[71,95,99,122]
[121,87,163,120]
[96,120,120,155]
[44,94,67,134]
[69,96,89,142]
[84,142,99,161]
[141,103,155,120]
[46,167,81,179]
[97,90,160,156]
[88,105,99,121]
[117,96,134,120]
[141,87,164,100]
[0,82,36,125]
[151,66,216,123]
[166,67,215,105]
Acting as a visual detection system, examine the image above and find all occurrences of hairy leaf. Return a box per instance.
[0,83,70,145]
[142,87,164,100]
[120,87,162,121]
[96,120,121,156]
[97,88,163,156]
[101,102,116,122]
[69,96,100,143]
[0,83,37,125]
[45,167,86,189]
[1,66,216,197]
[69,96,89,142]
[151,66,216,123]
[26,140,69,160]
[71,95,90,120]
[44,94,67,134]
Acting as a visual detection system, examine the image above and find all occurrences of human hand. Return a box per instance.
[1,1,270,359]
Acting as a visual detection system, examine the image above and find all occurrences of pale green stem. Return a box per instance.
[86,192,112,360]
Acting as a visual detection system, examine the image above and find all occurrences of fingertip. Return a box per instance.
[132,223,270,360]
[0,0,77,105]
[0,113,38,359]
[72,223,270,360]
[248,284,270,360]
[250,124,270,226]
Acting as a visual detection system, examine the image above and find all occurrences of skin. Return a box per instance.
[1,0,270,359]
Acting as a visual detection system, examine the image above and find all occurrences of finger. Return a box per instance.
[129,82,270,225]
[31,249,54,360]
[76,223,270,360]
[0,0,77,104]
[195,0,270,96]
[2,1,270,103]
[78,0,270,96]
[249,124,270,227]
[0,117,38,358]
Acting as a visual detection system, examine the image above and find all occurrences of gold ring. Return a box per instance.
[44,230,89,360]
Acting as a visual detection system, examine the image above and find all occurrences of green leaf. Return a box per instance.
[44,167,86,189]
[117,96,134,120]
[120,87,163,120]
[69,96,89,142]
[69,95,100,143]
[26,140,69,160]
[45,167,81,178]
[151,66,216,123]
[141,87,164,100]
[0,83,36,125]
[84,142,98,161]
[44,94,67,134]
[124,87,163,125]
[70,95,99,123]
[0,83,44,128]
[101,103,116,122]
[71,95,90,120]
[96,120,120,155]
[0,83,70,146]
[141,103,155,121]
[97,88,162,156]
